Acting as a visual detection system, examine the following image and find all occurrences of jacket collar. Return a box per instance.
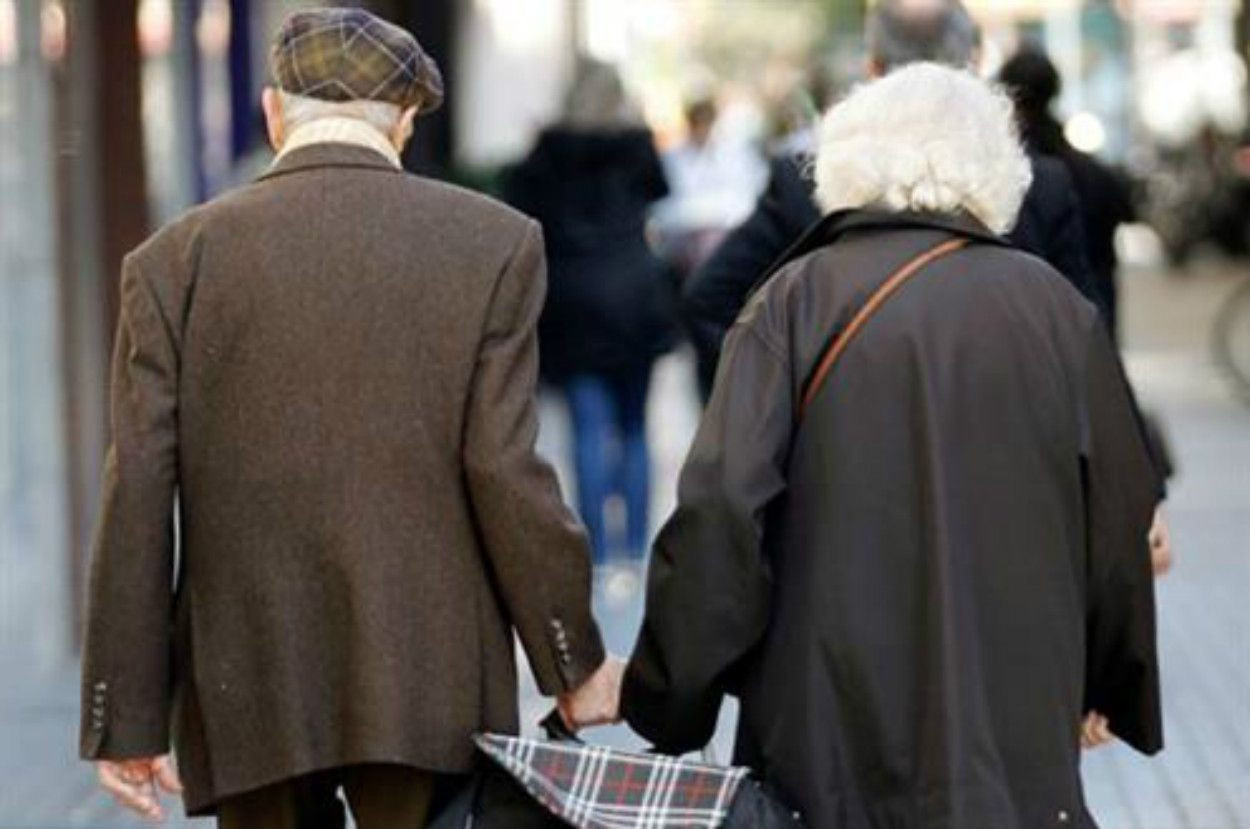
[754,208,1011,295]
[256,142,405,184]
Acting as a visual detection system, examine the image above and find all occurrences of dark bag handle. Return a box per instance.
[540,709,584,744]
[797,237,969,421]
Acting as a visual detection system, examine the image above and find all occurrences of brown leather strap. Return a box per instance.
[798,237,970,420]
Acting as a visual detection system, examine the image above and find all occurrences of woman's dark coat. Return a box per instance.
[623,210,1163,829]
[505,127,674,383]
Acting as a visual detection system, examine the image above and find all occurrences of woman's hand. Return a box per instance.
[1080,712,1115,750]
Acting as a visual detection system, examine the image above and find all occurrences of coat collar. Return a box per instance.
[256,142,405,184]
[753,208,1012,295]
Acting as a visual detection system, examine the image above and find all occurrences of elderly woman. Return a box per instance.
[620,64,1163,828]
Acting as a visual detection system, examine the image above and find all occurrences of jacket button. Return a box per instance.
[1057,810,1070,823]
[94,681,107,691]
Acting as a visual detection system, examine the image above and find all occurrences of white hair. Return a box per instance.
[278,91,403,136]
[813,63,1032,234]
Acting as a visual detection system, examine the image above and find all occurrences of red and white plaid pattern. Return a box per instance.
[475,734,749,829]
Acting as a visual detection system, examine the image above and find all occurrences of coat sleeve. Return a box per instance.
[462,220,605,695]
[1080,320,1164,754]
[623,318,791,753]
[682,157,818,391]
[80,252,181,760]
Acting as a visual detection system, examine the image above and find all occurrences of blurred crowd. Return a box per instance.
[493,6,1192,571]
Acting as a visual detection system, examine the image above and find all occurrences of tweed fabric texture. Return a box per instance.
[271,8,444,112]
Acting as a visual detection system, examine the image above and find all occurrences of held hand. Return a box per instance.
[557,656,626,731]
[1080,712,1115,750]
[96,755,183,822]
[1149,505,1173,577]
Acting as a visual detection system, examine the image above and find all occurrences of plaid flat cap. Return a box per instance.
[271,8,444,113]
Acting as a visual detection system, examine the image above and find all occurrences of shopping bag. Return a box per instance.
[428,712,803,829]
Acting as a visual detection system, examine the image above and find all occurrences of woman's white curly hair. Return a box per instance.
[813,63,1032,234]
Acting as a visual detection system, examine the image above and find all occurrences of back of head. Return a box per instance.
[563,56,633,131]
[997,47,1061,114]
[813,63,1032,233]
[867,0,980,73]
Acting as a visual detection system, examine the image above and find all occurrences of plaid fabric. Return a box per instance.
[271,8,444,112]
[475,734,750,829]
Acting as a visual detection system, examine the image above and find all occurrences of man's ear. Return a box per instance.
[262,87,285,151]
[391,106,419,152]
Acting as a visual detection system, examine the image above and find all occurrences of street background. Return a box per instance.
[2,0,1249,826]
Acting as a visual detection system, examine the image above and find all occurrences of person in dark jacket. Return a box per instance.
[505,58,673,567]
[618,63,1163,829]
[999,49,1176,575]
[999,47,1137,340]
[684,0,1095,396]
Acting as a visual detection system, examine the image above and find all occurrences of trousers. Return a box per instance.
[216,764,453,829]
[564,367,652,563]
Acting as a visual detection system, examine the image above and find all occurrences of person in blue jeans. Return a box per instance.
[565,368,652,562]
[504,58,676,564]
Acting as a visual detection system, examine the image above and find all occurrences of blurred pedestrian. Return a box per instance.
[1000,49,1177,576]
[999,47,1136,339]
[683,0,1095,397]
[654,96,768,277]
[616,64,1163,829]
[505,58,675,571]
[80,10,618,828]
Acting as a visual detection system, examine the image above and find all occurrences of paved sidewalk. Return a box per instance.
[2,260,1247,827]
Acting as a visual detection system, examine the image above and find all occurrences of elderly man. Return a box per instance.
[80,9,619,828]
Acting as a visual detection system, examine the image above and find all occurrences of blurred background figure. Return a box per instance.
[1000,47,1136,340]
[653,95,767,279]
[682,0,1096,400]
[504,57,675,577]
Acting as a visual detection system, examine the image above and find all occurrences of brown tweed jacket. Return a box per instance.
[78,143,605,815]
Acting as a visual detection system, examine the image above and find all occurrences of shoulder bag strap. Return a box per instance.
[798,237,970,420]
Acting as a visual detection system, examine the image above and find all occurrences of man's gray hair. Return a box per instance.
[867,0,980,73]
[279,91,403,136]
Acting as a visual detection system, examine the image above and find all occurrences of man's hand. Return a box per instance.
[1081,712,1115,750]
[96,755,182,822]
[558,656,626,731]
[1150,504,1173,577]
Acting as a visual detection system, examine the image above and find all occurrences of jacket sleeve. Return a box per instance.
[80,253,180,760]
[462,220,605,695]
[683,157,818,390]
[1080,320,1164,754]
[623,318,791,753]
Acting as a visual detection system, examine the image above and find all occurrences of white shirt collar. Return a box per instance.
[274,117,402,169]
